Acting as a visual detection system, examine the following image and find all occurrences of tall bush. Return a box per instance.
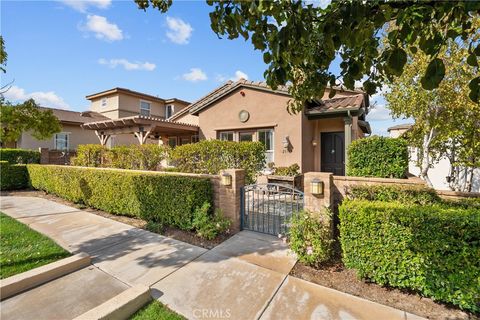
[169,140,266,184]
[0,161,29,190]
[71,144,105,167]
[347,184,440,205]
[0,149,40,164]
[27,165,212,230]
[339,200,480,312]
[347,136,408,178]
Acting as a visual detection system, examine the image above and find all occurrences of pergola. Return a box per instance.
[81,115,199,146]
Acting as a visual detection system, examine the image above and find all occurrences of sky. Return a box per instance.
[1,0,408,136]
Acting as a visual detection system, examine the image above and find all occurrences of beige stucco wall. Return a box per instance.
[118,93,165,118]
[90,95,120,119]
[173,112,199,126]
[18,123,100,151]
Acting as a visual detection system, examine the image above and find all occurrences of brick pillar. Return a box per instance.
[304,172,334,234]
[39,148,49,164]
[217,169,245,233]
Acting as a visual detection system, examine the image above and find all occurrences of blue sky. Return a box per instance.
[1,0,406,135]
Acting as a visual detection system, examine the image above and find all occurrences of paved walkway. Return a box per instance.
[0,196,424,320]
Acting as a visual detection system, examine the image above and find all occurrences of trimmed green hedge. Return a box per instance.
[347,136,408,178]
[27,165,213,230]
[169,140,266,184]
[0,161,29,190]
[0,149,40,164]
[339,200,480,312]
[347,184,440,205]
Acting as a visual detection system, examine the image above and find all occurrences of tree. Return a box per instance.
[0,98,62,144]
[135,0,480,110]
[385,26,480,191]
[0,35,6,73]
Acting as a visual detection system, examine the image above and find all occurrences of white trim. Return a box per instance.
[54,132,70,151]
[165,104,175,119]
[219,131,235,141]
[139,100,151,116]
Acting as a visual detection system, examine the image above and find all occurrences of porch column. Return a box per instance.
[133,126,152,145]
[95,131,110,146]
[344,117,352,173]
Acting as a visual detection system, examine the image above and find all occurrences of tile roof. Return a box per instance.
[387,123,413,132]
[305,94,366,115]
[39,107,109,124]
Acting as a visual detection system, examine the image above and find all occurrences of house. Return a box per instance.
[82,80,371,175]
[388,124,479,192]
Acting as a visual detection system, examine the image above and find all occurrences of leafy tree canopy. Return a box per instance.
[0,98,62,143]
[0,35,6,73]
[135,0,480,109]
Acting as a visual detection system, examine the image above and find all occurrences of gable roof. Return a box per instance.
[187,79,366,116]
[387,123,413,132]
[304,94,367,118]
[39,107,109,124]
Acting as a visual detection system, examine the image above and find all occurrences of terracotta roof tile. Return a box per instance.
[305,94,365,115]
[39,107,109,124]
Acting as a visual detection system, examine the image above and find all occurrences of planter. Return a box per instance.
[266,174,304,191]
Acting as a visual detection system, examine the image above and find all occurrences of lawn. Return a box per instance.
[0,212,70,279]
[130,300,185,320]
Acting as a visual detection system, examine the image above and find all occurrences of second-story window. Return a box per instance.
[165,105,174,119]
[101,98,107,107]
[140,101,151,116]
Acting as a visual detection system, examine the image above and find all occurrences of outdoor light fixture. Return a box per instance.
[221,173,232,186]
[282,136,291,152]
[310,178,324,195]
[312,139,318,147]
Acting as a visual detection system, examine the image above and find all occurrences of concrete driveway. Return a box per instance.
[0,196,423,320]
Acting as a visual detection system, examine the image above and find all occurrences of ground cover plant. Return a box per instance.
[130,300,185,320]
[0,212,70,279]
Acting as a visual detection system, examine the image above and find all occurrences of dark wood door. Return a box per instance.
[321,132,345,176]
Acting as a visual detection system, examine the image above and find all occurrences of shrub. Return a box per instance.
[170,140,266,184]
[289,210,333,267]
[347,136,408,178]
[347,184,440,205]
[0,161,29,190]
[71,144,106,167]
[27,165,213,230]
[272,163,300,176]
[339,200,480,312]
[0,149,40,164]
[192,202,231,240]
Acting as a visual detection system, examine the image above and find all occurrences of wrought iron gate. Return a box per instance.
[240,183,304,236]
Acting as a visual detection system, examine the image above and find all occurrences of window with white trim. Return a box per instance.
[258,129,274,163]
[239,132,254,142]
[140,101,151,116]
[168,137,177,148]
[101,98,107,107]
[219,131,234,141]
[106,135,116,149]
[54,133,70,151]
[191,135,199,143]
[165,105,174,119]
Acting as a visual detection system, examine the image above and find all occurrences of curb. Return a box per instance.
[0,252,91,301]
[74,285,151,320]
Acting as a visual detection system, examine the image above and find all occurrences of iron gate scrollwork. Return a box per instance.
[240,183,304,236]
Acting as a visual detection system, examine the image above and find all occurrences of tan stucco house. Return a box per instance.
[11,81,371,175]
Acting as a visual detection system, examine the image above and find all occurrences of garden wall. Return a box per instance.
[39,148,76,165]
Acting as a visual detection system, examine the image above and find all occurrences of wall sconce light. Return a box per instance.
[312,139,318,147]
[310,178,324,195]
[221,173,232,186]
[282,136,291,152]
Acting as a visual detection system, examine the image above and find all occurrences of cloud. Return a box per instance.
[230,70,249,81]
[182,68,207,82]
[59,0,111,12]
[3,85,70,110]
[166,17,193,44]
[82,15,123,41]
[98,58,156,71]
[367,104,392,121]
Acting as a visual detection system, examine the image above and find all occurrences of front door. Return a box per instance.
[321,132,345,176]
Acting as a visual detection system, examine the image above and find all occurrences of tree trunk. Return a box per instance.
[420,130,434,188]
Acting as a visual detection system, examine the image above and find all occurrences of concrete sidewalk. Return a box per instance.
[0,196,424,320]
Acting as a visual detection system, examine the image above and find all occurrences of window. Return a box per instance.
[101,98,107,107]
[106,135,116,149]
[140,101,151,116]
[165,105,174,119]
[179,137,191,146]
[168,137,177,148]
[54,133,69,150]
[258,129,274,163]
[239,132,254,142]
[191,135,199,143]
[219,131,234,141]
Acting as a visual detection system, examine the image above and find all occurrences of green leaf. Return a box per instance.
[466,54,478,67]
[420,58,445,90]
[387,48,407,76]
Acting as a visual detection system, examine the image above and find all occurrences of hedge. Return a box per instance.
[347,136,408,178]
[0,161,29,190]
[0,149,40,164]
[169,140,266,184]
[347,184,440,205]
[339,200,480,312]
[27,165,213,230]
[71,144,168,170]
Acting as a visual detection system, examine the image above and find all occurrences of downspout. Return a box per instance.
[344,110,353,175]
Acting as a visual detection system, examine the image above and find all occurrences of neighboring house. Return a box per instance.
[388,124,480,192]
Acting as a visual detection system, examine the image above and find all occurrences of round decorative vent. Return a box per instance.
[239,110,250,123]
